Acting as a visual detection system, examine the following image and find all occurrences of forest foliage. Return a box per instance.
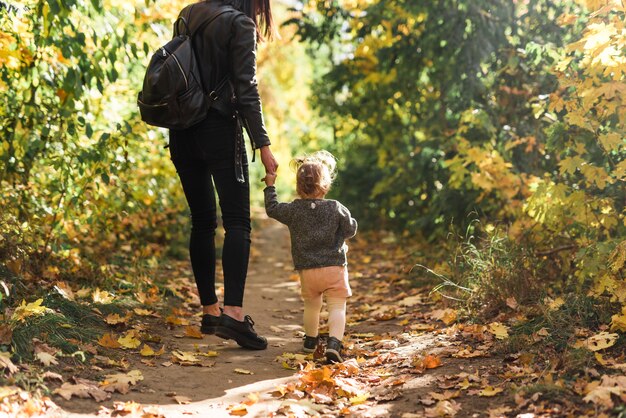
[289,0,625,313]
[0,0,624,339]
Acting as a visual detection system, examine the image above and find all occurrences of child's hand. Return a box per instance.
[262,172,277,187]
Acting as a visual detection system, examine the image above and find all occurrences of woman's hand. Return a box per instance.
[260,145,278,175]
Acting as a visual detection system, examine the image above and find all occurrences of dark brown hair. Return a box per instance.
[222,0,274,40]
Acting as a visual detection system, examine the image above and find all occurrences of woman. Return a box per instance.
[168,0,278,350]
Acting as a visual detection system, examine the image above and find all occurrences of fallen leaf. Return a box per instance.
[505,297,518,310]
[398,295,421,307]
[488,406,512,418]
[98,333,121,349]
[11,299,52,322]
[0,325,12,345]
[173,395,191,405]
[184,326,203,339]
[478,386,504,397]
[92,289,115,304]
[42,371,64,382]
[0,352,18,375]
[198,350,219,357]
[171,351,200,365]
[140,344,155,357]
[431,308,457,325]
[349,392,369,405]
[575,332,619,352]
[104,313,128,325]
[134,308,155,316]
[166,315,190,326]
[36,352,58,367]
[54,381,109,402]
[424,400,461,417]
[118,331,142,349]
[234,368,254,375]
[227,403,248,416]
[100,370,143,394]
[487,322,509,340]
[54,282,75,301]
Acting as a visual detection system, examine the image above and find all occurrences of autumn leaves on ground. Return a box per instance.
[1,217,625,418]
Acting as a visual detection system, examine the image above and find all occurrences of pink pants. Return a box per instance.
[299,266,351,340]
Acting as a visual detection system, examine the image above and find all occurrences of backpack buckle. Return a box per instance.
[209,91,219,101]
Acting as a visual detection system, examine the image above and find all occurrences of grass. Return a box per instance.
[423,225,543,317]
[10,293,132,360]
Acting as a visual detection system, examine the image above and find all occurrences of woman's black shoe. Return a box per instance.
[200,312,221,335]
[216,314,268,350]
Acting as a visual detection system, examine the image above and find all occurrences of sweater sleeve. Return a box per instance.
[337,202,358,239]
[264,186,293,225]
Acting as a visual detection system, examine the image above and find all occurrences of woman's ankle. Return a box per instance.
[223,305,244,321]
[203,303,221,316]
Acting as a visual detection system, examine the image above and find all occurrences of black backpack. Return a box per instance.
[137,6,230,130]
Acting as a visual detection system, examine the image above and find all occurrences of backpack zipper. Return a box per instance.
[162,48,189,90]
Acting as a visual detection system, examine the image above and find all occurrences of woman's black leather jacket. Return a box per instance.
[175,0,271,150]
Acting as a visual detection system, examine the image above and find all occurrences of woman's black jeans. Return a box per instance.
[169,112,250,307]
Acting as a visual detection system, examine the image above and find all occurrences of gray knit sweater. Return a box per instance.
[264,186,358,270]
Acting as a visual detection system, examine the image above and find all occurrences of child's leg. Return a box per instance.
[303,295,323,337]
[326,297,347,340]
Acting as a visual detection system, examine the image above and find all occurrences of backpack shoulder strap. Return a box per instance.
[188,5,234,39]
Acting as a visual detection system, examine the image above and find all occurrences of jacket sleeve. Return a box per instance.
[264,186,293,225]
[230,14,271,149]
[337,202,358,239]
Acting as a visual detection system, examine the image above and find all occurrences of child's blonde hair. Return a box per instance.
[290,150,337,199]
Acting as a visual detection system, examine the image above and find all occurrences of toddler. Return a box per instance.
[263,150,357,363]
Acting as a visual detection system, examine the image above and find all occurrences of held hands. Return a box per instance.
[262,172,277,187]
[260,146,278,187]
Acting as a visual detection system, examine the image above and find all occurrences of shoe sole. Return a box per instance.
[215,327,267,350]
[325,348,343,363]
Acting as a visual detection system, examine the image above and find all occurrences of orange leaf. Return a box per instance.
[184,326,203,339]
[98,333,121,349]
[423,355,442,369]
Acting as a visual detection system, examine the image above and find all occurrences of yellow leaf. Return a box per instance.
[575,332,619,351]
[118,331,141,349]
[478,386,504,397]
[133,308,154,316]
[171,350,200,364]
[234,368,254,375]
[92,289,115,304]
[227,403,248,416]
[139,344,155,357]
[598,132,623,152]
[487,322,509,340]
[104,313,128,325]
[198,350,219,357]
[100,370,143,394]
[547,297,565,310]
[11,299,52,322]
[349,392,369,405]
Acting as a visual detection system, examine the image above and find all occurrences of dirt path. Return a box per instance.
[57,220,305,417]
[48,218,518,417]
